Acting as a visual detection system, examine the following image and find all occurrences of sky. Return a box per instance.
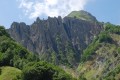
[0,0,120,28]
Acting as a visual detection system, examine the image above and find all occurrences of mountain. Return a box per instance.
[78,23,120,80]
[7,11,103,67]
[2,10,120,79]
[67,10,97,23]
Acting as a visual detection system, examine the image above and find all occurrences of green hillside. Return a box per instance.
[67,10,97,22]
[0,26,38,69]
[78,23,120,80]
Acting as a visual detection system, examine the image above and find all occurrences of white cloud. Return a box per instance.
[17,0,90,19]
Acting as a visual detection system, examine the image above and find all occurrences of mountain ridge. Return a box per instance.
[7,11,103,67]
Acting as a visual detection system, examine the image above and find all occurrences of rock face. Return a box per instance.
[7,14,102,67]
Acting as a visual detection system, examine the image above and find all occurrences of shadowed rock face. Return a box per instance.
[7,16,102,67]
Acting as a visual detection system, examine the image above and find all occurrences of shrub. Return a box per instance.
[98,32,112,43]
[22,61,74,80]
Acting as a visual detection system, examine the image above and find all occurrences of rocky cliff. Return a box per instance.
[7,11,102,67]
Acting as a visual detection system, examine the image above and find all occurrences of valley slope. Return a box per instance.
[78,23,120,80]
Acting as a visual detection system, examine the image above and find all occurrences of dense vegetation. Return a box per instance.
[0,26,39,69]
[22,61,75,80]
[0,26,74,80]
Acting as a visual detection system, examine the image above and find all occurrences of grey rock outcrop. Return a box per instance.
[7,16,103,67]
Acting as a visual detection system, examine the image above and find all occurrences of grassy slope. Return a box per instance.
[0,66,22,80]
[78,24,120,80]
[67,10,97,23]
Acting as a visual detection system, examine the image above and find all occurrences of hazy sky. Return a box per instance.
[0,0,120,28]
